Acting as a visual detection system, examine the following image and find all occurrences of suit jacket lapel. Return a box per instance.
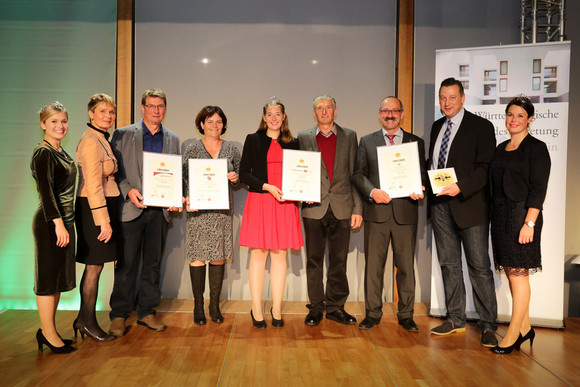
[373,129,386,148]
[333,125,346,178]
[135,124,144,176]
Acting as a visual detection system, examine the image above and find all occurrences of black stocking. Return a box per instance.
[78,264,106,334]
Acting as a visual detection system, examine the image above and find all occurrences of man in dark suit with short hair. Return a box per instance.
[428,77,498,347]
[298,95,362,326]
[352,96,426,332]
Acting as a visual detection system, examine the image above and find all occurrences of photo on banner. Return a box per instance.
[430,42,570,328]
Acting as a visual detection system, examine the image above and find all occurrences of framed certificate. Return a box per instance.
[188,158,229,210]
[377,142,423,198]
[142,152,183,208]
[281,149,321,202]
[427,167,458,194]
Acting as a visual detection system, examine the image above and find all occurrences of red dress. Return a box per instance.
[239,139,303,250]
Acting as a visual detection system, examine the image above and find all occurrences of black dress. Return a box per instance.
[31,142,77,295]
[490,145,542,275]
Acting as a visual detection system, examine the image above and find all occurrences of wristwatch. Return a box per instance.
[526,221,535,228]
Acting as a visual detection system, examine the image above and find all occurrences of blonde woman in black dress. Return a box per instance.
[31,102,77,354]
[490,96,551,354]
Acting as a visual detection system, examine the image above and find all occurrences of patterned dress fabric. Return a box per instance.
[183,139,241,261]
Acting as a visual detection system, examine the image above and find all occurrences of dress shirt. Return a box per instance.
[142,120,164,153]
[382,127,404,145]
[432,108,465,168]
[316,125,337,137]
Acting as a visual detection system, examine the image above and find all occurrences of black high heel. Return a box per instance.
[270,307,284,328]
[36,329,76,354]
[490,334,522,354]
[73,318,116,342]
[516,328,535,349]
[250,310,267,329]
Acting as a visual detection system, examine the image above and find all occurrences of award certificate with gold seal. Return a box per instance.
[188,158,229,210]
[377,142,423,198]
[281,149,321,202]
[427,168,458,194]
[142,152,183,208]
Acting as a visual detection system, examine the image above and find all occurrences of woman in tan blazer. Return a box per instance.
[74,93,120,342]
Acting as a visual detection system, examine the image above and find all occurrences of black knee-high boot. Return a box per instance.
[208,264,225,323]
[189,265,206,325]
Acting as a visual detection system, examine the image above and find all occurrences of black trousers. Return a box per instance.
[303,207,352,313]
[109,208,168,320]
[363,218,416,321]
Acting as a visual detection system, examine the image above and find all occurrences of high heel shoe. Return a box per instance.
[270,307,284,328]
[36,329,76,354]
[516,328,535,349]
[73,318,116,342]
[250,310,267,329]
[490,334,522,354]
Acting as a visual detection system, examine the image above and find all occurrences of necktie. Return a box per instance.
[437,121,453,169]
[386,134,396,145]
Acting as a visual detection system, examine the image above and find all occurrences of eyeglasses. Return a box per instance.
[379,109,402,115]
[144,104,166,111]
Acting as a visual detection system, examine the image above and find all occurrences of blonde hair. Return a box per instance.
[39,101,67,123]
[88,93,116,113]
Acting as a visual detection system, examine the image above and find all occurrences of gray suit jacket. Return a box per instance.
[352,129,427,225]
[298,124,362,220]
[110,120,180,222]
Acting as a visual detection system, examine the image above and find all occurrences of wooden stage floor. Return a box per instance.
[1,300,578,386]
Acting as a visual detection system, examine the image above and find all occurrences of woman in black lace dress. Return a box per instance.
[490,96,550,354]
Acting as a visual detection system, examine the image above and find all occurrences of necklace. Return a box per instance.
[43,139,62,152]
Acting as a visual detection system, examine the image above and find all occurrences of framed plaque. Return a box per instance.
[377,142,423,198]
[281,149,321,202]
[188,158,229,210]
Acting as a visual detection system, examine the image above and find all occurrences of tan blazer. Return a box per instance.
[77,127,120,226]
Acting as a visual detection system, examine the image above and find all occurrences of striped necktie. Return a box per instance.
[437,121,453,169]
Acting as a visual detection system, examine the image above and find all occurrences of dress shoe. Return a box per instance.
[137,314,167,332]
[304,310,324,326]
[399,318,419,332]
[36,329,77,354]
[490,334,521,354]
[358,316,380,330]
[109,317,126,337]
[250,310,267,329]
[481,330,498,347]
[326,309,357,325]
[270,308,284,328]
[516,328,535,348]
[73,318,116,342]
[430,321,465,335]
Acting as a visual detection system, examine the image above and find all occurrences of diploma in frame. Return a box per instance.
[142,152,183,208]
[427,168,458,194]
[281,149,321,202]
[377,142,423,198]
[188,158,229,210]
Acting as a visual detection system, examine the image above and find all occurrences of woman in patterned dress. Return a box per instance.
[183,106,240,325]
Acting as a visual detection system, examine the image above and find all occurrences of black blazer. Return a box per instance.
[427,109,496,229]
[352,129,427,225]
[239,131,300,193]
[493,134,551,209]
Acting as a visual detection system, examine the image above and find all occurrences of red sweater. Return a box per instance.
[316,132,337,184]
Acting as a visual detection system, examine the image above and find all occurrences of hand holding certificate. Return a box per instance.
[142,152,183,208]
[281,149,321,202]
[188,158,229,210]
[377,142,423,198]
